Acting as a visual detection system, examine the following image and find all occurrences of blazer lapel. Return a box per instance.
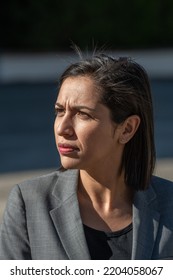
[49,170,161,260]
[50,169,90,260]
[131,186,160,259]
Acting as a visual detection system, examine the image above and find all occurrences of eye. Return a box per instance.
[77,111,92,120]
[55,107,65,117]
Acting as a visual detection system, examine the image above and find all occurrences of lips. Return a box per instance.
[58,143,79,154]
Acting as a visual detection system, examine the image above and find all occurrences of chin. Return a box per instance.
[60,158,81,170]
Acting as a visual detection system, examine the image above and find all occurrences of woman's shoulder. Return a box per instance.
[150,175,173,204]
[12,168,77,194]
[151,175,173,190]
[16,169,59,192]
[5,170,58,205]
[6,168,78,207]
[16,167,76,193]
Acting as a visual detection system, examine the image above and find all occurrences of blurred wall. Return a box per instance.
[1,50,173,171]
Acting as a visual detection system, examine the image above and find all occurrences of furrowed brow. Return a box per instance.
[55,102,64,108]
[55,103,95,111]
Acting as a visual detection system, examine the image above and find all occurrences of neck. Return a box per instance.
[78,168,133,211]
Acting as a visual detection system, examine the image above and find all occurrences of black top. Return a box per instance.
[83,223,132,260]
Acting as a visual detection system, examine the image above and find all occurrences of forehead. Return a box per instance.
[57,76,100,105]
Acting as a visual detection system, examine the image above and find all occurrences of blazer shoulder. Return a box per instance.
[151,175,173,191]
[150,175,173,207]
[12,168,78,203]
[17,170,60,193]
[3,169,66,216]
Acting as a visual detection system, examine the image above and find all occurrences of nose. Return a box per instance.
[55,115,74,137]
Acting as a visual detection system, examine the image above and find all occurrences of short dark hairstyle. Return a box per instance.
[59,54,156,191]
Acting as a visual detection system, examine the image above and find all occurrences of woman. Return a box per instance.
[0,54,173,259]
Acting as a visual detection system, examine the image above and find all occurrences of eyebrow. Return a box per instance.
[55,102,96,111]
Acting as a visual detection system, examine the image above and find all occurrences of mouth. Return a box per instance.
[58,143,79,155]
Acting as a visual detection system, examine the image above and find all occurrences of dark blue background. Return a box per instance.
[0,79,173,173]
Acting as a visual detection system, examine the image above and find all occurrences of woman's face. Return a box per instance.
[54,76,123,171]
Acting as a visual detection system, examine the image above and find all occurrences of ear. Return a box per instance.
[119,115,140,144]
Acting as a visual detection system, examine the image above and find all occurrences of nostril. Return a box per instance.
[57,125,74,136]
[64,128,74,136]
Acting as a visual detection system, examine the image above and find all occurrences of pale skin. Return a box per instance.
[54,76,140,232]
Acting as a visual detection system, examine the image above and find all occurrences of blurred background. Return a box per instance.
[0,0,173,220]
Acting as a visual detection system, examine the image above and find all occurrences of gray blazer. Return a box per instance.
[0,169,173,259]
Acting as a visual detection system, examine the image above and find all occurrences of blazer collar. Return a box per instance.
[50,169,91,259]
[132,181,160,259]
[50,170,160,260]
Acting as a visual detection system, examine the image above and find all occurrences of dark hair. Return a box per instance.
[59,54,156,191]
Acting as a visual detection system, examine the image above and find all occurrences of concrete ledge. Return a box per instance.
[154,158,173,181]
[1,50,173,83]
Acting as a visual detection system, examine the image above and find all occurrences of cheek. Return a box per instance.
[78,125,106,148]
[81,123,118,151]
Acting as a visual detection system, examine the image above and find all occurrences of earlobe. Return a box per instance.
[119,115,140,144]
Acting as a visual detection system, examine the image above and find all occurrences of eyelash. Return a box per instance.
[55,108,65,116]
[77,111,91,119]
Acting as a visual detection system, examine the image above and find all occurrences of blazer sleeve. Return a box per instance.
[0,184,31,259]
